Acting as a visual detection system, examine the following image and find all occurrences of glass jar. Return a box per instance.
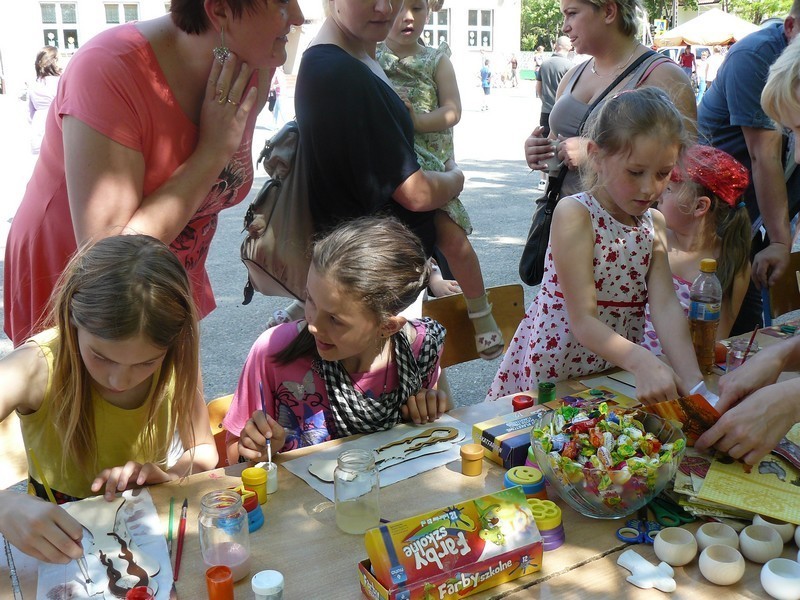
[334,449,380,534]
[198,490,251,582]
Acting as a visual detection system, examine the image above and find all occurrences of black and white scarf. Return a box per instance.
[319,318,445,437]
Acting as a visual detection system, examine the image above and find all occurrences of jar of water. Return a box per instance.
[198,490,251,582]
[334,448,380,534]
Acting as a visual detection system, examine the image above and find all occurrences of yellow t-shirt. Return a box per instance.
[18,328,174,499]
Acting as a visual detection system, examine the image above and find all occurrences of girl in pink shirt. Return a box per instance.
[224,218,447,464]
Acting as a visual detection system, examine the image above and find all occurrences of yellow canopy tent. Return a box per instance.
[654,8,759,47]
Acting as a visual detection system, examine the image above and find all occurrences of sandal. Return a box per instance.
[266,300,305,329]
[266,309,293,329]
[468,304,505,360]
[475,331,504,360]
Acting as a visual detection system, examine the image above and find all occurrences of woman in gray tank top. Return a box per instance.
[524,0,696,197]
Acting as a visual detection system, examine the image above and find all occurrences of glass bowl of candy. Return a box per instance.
[530,403,686,519]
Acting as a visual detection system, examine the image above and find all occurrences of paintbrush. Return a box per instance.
[259,381,272,469]
[173,498,188,581]
[29,447,92,585]
[741,326,759,363]
[167,496,175,558]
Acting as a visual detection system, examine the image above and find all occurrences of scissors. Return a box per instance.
[616,507,661,544]
[648,495,695,527]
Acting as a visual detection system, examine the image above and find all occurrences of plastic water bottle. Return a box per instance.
[689,258,722,374]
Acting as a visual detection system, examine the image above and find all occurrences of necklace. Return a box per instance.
[591,43,639,77]
[349,338,392,398]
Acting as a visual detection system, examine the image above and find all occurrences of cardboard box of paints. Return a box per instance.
[358,487,542,600]
[472,406,548,469]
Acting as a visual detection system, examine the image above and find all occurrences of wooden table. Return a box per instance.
[5,335,798,599]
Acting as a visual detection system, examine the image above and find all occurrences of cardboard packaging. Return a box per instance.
[359,487,542,600]
[472,407,547,469]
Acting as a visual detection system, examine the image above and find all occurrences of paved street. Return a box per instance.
[0,78,543,407]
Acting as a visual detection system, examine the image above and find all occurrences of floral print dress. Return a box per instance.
[487,192,654,399]
[377,42,472,233]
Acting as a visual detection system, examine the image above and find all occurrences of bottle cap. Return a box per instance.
[252,570,285,594]
[699,258,717,273]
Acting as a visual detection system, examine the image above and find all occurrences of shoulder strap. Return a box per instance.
[548,50,657,200]
[580,49,657,133]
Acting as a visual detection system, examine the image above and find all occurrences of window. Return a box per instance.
[105,3,139,24]
[40,3,78,50]
[423,8,449,47]
[467,9,493,50]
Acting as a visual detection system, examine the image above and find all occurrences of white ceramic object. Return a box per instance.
[617,549,676,593]
[740,525,784,564]
[699,544,746,586]
[696,522,740,552]
[654,527,698,566]
[754,514,796,545]
[761,558,800,600]
[795,525,800,548]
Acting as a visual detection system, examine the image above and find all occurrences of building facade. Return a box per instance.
[2,1,521,96]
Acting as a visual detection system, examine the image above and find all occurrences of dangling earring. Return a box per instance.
[213,26,231,64]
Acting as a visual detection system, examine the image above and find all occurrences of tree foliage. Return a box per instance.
[521,0,562,51]
[521,0,789,51]
[724,0,792,24]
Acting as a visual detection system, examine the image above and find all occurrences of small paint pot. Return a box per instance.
[524,446,539,469]
[542,534,565,552]
[653,527,697,567]
[699,544,745,586]
[460,444,484,477]
[753,514,796,545]
[761,558,800,600]
[125,587,156,600]
[512,394,534,411]
[504,466,545,498]
[696,521,739,552]
[264,462,279,494]
[739,524,783,564]
[206,565,234,600]
[527,498,562,531]
[539,524,565,538]
[242,467,268,505]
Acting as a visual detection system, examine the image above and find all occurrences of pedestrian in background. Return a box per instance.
[480,59,492,110]
[536,36,572,137]
[28,46,61,155]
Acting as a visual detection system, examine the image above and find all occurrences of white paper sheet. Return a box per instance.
[36,488,172,599]
[282,414,471,501]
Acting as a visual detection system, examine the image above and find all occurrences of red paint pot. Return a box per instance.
[125,587,155,600]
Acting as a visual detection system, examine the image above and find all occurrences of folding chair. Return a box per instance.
[421,284,526,369]
[207,394,234,469]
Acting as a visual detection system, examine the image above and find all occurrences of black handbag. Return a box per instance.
[518,51,658,286]
[518,166,568,286]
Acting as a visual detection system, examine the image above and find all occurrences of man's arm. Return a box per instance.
[742,125,791,287]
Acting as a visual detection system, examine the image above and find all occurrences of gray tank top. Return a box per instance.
[548,54,668,196]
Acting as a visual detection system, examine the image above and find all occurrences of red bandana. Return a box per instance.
[671,145,749,206]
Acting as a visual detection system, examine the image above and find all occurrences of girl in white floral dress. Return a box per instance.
[488,89,704,404]
[378,0,503,360]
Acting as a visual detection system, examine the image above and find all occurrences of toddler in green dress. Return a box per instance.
[378,0,503,359]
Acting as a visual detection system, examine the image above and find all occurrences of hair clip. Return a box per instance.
[737,201,746,209]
